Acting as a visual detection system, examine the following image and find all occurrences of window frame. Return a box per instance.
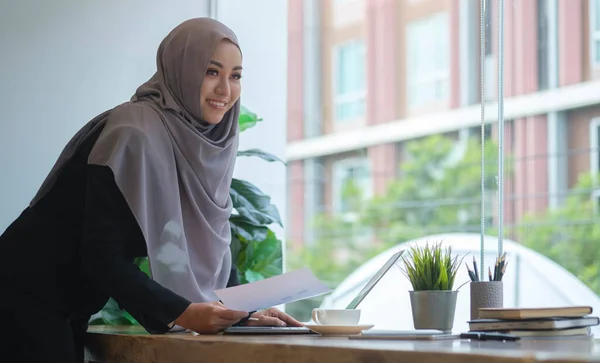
[331,157,371,215]
[331,40,367,124]
[590,118,600,177]
[589,0,600,68]
[406,11,451,108]
[590,118,600,213]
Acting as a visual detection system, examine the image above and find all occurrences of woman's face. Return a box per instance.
[199,39,242,124]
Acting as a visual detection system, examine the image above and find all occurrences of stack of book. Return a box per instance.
[468,306,598,339]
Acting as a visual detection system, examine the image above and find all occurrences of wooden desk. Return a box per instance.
[85,325,600,363]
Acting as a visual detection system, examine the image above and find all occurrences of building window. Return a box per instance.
[332,157,371,215]
[591,118,600,175]
[591,119,600,213]
[484,0,493,57]
[406,12,450,107]
[483,0,496,100]
[591,0,600,67]
[537,0,549,90]
[592,189,600,214]
[333,40,366,123]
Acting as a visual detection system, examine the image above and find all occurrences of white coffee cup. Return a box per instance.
[311,308,361,326]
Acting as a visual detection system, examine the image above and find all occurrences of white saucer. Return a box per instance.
[304,324,374,336]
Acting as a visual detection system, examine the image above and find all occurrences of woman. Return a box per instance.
[0,17,300,363]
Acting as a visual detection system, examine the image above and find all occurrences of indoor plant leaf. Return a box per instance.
[247,230,282,273]
[238,105,262,132]
[237,148,286,165]
[134,257,151,277]
[230,214,270,241]
[230,234,244,267]
[259,257,283,278]
[230,178,283,227]
[401,241,464,291]
[244,269,264,283]
[94,298,137,325]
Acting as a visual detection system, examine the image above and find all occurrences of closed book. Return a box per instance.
[478,306,593,320]
[468,316,600,331]
[508,327,591,338]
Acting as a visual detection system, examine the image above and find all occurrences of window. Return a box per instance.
[484,0,493,57]
[332,157,371,215]
[333,40,366,122]
[590,119,600,212]
[593,189,600,214]
[591,0,600,67]
[537,0,549,90]
[483,0,495,100]
[591,118,600,175]
[406,12,450,107]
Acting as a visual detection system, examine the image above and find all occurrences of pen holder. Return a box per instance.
[470,281,503,320]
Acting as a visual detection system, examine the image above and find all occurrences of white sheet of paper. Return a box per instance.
[214,267,331,312]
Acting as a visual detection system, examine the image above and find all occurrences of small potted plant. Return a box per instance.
[400,241,465,332]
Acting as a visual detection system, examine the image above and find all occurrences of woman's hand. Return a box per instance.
[245,307,303,327]
[174,301,249,334]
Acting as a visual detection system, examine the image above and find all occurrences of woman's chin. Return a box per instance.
[201,114,224,125]
[201,109,228,125]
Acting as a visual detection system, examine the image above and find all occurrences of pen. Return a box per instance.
[460,332,520,341]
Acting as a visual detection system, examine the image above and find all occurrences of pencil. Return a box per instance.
[499,252,506,279]
[499,260,508,281]
[488,266,493,281]
[466,262,476,281]
[472,256,479,282]
[493,257,499,281]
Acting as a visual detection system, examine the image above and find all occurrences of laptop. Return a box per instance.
[222,250,404,335]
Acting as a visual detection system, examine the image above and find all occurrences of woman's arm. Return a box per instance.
[80,164,191,333]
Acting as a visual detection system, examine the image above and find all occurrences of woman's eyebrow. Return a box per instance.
[209,60,242,71]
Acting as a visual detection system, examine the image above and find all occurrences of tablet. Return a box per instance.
[349,329,459,340]
[222,326,317,335]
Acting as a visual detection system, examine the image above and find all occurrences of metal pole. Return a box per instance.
[496,0,505,257]
[479,0,486,279]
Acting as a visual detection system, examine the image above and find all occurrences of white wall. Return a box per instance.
[217,0,289,262]
[0,0,212,229]
[0,1,289,240]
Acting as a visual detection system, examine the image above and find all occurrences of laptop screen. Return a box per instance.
[345,250,404,309]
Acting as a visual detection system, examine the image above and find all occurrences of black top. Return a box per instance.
[0,123,240,334]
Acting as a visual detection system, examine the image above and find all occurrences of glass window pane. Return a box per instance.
[595,0,600,31]
[335,41,365,95]
[284,0,600,334]
[597,126,600,172]
[334,41,365,121]
[407,12,449,107]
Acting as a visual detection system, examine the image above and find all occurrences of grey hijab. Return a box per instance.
[30,18,241,304]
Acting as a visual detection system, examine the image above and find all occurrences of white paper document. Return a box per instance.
[214,267,332,312]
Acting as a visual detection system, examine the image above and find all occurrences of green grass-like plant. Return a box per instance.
[401,241,465,291]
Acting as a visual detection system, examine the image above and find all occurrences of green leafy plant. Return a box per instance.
[89,105,284,325]
[229,105,285,283]
[400,241,465,291]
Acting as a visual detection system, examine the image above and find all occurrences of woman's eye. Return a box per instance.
[206,69,218,76]
[232,73,242,80]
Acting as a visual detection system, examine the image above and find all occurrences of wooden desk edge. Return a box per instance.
[84,328,600,363]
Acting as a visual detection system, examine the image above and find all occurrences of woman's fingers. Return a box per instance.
[246,316,287,327]
[272,311,303,327]
[216,307,250,322]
